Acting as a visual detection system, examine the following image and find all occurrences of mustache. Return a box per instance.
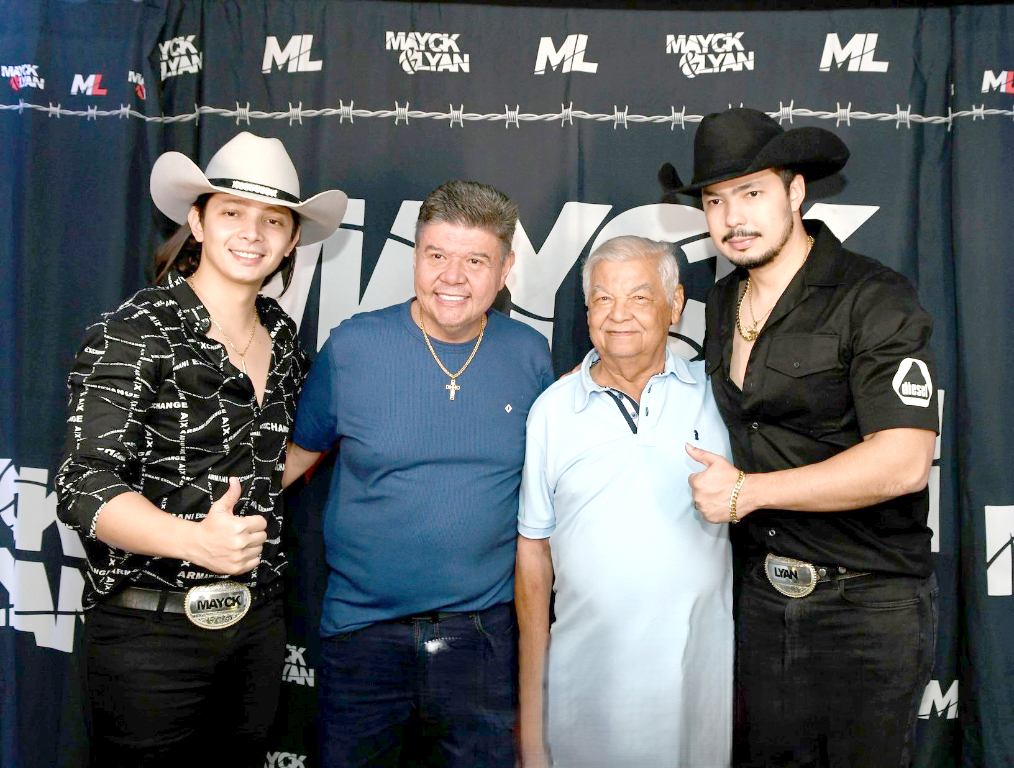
[722,229,762,243]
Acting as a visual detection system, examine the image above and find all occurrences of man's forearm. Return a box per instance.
[95,491,200,559]
[689,427,937,523]
[282,441,325,488]
[515,535,554,766]
[740,428,936,517]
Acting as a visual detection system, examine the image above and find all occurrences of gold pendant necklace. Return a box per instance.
[418,306,486,401]
[735,235,814,343]
[187,278,259,374]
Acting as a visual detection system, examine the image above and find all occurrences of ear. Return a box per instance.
[788,173,806,213]
[497,250,516,291]
[187,205,205,243]
[287,224,301,256]
[670,284,686,326]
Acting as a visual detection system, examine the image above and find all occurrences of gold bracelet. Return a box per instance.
[729,471,745,524]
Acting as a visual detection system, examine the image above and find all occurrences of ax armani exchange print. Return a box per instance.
[56,270,308,607]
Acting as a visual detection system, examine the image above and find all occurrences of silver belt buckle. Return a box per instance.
[184,581,251,629]
[764,553,819,598]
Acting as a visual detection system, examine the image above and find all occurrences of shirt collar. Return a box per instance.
[163,268,285,338]
[800,219,849,287]
[164,269,213,335]
[573,346,697,412]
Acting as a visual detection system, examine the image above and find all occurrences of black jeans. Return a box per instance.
[734,562,938,768]
[318,602,517,768]
[83,593,286,768]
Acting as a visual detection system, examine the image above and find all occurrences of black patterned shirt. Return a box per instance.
[56,270,309,607]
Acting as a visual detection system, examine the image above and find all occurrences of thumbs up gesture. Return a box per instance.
[190,477,268,575]
[686,444,747,525]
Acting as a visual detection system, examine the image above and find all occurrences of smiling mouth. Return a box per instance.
[231,249,266,261]
[436,293,468,303]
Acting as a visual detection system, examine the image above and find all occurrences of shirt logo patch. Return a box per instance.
[892,358,933,407]
[504,404,513,413]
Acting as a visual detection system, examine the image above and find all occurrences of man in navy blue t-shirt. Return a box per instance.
[284,180,554,767]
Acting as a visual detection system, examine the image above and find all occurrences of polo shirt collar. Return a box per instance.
[573,347,697,412]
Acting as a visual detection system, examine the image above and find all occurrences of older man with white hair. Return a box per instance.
[516,236,734,768]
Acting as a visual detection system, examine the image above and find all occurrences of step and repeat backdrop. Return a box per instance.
[2,1,1013,766]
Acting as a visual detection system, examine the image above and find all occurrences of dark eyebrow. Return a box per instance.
[703,180,762,197]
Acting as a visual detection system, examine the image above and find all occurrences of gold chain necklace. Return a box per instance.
[187,278,259,374]
[418,306,487,401]
[736,235,814,342]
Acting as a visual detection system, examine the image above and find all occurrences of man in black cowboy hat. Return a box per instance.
[56,132,347,766]
[669,108,939,767]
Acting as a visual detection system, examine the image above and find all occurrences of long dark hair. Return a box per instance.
[153,193,300,294]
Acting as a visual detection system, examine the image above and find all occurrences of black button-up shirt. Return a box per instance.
[56,270,309,606]
[705,221,938,577]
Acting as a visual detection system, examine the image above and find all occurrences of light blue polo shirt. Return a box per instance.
[519,348,733,768]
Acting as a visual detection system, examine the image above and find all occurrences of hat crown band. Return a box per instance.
[207,178,302,205]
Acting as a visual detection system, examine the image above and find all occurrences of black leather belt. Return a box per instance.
[103,580,283,615]
[763,553,871,598]
[389,603,508,626]
[392,610,468,625]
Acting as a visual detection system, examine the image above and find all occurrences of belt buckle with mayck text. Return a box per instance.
[184,581,251,629]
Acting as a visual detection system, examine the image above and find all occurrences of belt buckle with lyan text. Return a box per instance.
[764,553,819,598]
[184,581,251,629]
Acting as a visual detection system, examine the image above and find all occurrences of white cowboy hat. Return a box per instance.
[149,132,348,245]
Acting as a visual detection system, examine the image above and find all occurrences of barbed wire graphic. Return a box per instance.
[2,97,1011,130]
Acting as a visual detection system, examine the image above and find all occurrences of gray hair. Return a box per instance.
[582,236,681,305]
[415,180,518,261]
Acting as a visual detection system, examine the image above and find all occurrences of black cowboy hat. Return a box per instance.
[659,108,850,197]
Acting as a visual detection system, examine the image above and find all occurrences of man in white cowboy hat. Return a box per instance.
[665,108,939,766]
[56,131,347,767]
[283,180,554,767]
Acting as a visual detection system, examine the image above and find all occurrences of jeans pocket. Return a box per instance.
[839,575,925,610]
[84,603,154,646]
[473,604,517,638]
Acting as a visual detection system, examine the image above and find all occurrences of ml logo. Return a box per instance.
[982,70,1014,95]
[70,73,107,96]
[262,35,322,73]
[534,34,598,75]
[985,505,1014,596]
[819,33,889,73]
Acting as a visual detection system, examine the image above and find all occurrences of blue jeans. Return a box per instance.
[319,602,517,767]
[734,562,938,768]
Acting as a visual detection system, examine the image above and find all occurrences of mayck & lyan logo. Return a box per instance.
[666,33,754,78]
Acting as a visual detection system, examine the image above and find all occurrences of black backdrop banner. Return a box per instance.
[2,1,1012,766]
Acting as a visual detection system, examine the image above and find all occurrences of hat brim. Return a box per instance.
[150,151,348,245]
[667,126,850,196]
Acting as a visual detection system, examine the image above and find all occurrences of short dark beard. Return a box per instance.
[728,215,793,270]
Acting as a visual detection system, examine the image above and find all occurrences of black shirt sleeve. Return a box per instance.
[848,268,939,437]
[55,309,164,538]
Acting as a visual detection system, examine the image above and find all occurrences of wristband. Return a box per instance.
[729,471,745,524]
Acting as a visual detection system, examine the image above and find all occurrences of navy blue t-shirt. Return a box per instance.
[293,299,554,636]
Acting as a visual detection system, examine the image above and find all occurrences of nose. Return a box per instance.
[238,215,264,242]
[608,297,633,321]
[724,198,746,228]
[440,256,466,284]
